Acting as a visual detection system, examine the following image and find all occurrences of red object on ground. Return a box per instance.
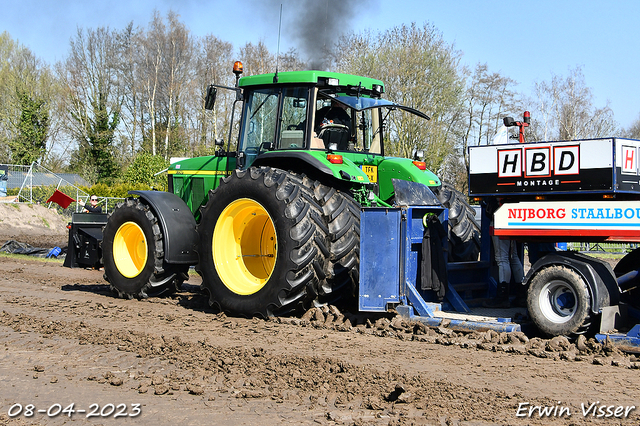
[46,189,75,209]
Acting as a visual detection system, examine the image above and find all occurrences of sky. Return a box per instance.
[4,0,640,130]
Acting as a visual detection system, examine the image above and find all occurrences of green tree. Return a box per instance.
[122,152,169,190]
[0,32,55,165]
[8,90,49,164]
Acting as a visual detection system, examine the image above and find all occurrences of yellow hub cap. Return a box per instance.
[213,198,277,295]
[113,221,148,278]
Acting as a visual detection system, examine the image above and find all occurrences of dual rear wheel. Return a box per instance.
[196,167,330,317]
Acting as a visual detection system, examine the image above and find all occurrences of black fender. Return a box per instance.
[129,191,199,265]
[524,251,621,315]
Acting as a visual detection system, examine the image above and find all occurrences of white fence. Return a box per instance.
[566,242,637,254]
[1,162,125,215]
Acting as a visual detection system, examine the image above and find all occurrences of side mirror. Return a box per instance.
[293,99,307,108]
[260,141,274,151]
[205,85,217,110]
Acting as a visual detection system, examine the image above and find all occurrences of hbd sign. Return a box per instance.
[468,138,622,195]
[497,145,580,178]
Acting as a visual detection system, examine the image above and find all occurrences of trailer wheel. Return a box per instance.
[102,198,185,299]
[527,265,591,337]
[432,181,480,261]
[196,167,326,317]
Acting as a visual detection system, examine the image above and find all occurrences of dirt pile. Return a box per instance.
[0,257,639,425]
[0,203,69,248]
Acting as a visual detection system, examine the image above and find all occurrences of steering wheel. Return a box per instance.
[316,123,349,139]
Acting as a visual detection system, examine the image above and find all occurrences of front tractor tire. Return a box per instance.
[196,167,327,318]
[527,265,592,337]
[432,181,480,262]
[102,198,187,299]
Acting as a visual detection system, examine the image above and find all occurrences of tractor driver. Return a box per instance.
[311,100,352,150]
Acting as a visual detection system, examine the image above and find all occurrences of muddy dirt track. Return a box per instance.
[0,256,639,425]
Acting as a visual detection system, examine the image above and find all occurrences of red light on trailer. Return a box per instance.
[412,161,426,170]
[327,154,343,164]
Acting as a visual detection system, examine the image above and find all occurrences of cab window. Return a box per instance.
[238,87,279,167]
[278,87,308,150]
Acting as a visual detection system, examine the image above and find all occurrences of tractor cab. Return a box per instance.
[201,62,440,208]
[229,66,429,170]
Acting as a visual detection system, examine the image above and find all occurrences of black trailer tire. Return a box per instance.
[102,198,186,299]
[301,177,360,302]
[196,167,327,317]
[613,247,640,304]
[527,265,592,337]
[614,247,640,277]
[432,181,480,262]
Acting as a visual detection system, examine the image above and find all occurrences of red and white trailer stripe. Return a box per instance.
[494,201,640,242]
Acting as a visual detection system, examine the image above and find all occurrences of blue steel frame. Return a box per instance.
[359,205,521,333]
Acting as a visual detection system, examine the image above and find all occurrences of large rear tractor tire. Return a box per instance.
[527,265,592,337]
[432,181,480,262]
[102,198,187,299]
[302,177,360,303]
[196,167,328,317]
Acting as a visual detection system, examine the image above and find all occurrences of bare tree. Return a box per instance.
[158,11,194,159]
[57,26,123,182]
[533,66,617,141]
[624,114,640,139]
[117,22,142,158]
[239,41,275,76]
[459,63,520,170]
[278,47,306,72]
[138,11,165,157]
[194,35,234,153]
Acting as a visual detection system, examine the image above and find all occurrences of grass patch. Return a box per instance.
[42,217,50,228]
[584,252,626,260]
[10,203,20,210]
[0,252,64,263]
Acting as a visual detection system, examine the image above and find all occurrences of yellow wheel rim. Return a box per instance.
[213,198,277,295]
[113,221,148,278]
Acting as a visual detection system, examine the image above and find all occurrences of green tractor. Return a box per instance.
[101,62,478,317]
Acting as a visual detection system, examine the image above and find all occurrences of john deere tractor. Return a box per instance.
[101,62,478,317]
